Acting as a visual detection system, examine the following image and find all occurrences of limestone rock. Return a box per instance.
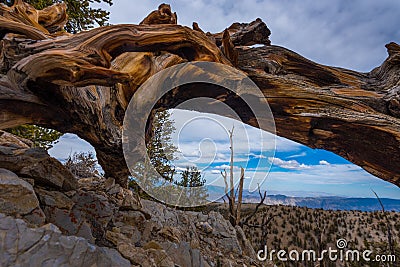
[235,225,258,259]
[117,244,154,266]
[43,190,115,243]
[0,146,77,191]
[143,240,164,250]
[106,229,132,246]
[35,188,75,210]
[23,207,46,226]
[117,210,147,228]
[114,185,142,210]
[77,176,105,190]
[0,148,265,266]
[160,241,209,267]
[0,214,130,267]
[72,190,115,228]
[43,205,96,243]
[158,226,181,243]
[104,177,115,190]
[142,200,256,266]
[147,248,175,267]
[0,168,40,215]
[196,221,213,234]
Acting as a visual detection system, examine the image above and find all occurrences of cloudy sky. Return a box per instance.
[167,110,399,199]
[50,0,400,199]
[102,0,400,72]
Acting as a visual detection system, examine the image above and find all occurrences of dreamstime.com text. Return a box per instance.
[257,239,396,263]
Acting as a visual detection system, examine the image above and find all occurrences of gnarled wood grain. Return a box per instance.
[0,1,399,187]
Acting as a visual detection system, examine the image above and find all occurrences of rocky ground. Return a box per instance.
[0,130,273,267]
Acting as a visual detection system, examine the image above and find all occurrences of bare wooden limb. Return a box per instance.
[240,185,267,227]
[221,169,228,195]
[228,127,236,225]
[0,16,48,39]
[222,29,238,66]
[0,2,398,189]
[235,167,245,225]
[237,44,400,185]
[37,2,68,33]
[0,0,67,35]
[372,189,395,260]
[211,18,271,46]
[220,131,266,227]
[140,4,177,25]
[192,22,204,33]
[228,128,235,198]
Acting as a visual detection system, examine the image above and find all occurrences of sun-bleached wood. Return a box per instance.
[0,1,399,187]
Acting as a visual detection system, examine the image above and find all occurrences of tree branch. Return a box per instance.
[0,2,398,188]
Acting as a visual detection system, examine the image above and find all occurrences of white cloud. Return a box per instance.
[213,165,241,172]
[170,110,279,167]
[214,164,231,170]
[105,0,400,72]
[249,153,267,159]
[268,157,311,170]
[198,160,392,194]
[286,152,307,159]
[170,109,305,168]
[244,163,382,187]
[49,134,96,161]
[319,160,331,166]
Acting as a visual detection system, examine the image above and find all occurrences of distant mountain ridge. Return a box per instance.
[244,194,400,212]
[206,186,400,212]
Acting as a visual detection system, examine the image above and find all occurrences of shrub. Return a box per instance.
[64,152,99,178]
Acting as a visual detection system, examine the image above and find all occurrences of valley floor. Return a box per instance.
[208,203,400,267]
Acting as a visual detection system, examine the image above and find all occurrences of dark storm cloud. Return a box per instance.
[106,0,399,71]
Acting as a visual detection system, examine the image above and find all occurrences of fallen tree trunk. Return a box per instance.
[0,1,399,187]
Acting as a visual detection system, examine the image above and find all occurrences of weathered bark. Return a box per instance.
[0,0,68,36]
[140,4,177,25]
[237,44,400,184]
[0,1,399,187]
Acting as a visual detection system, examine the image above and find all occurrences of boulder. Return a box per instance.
[71,190,115,228]
[0,146,77,191]
[23,207,46,226]
[0,214,130,267]
[160,241,209,267]
[42,204,96,243]
[43,190,115,244]
[196,221,213,234]
[35,188,75,210]
[117,244,154,266]
[142,200,256,266]
[158,226,181,243]
[0,149,266,266]
[0,168,40,215]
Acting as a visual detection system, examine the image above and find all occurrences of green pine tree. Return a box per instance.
[24,0,113,33]
[146,110,177,182]
[175,166,208,204]
[129,110,178,197]
[7,125,62,150]
[175,166,205,187]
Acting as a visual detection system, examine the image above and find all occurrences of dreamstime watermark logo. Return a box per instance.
[122,62,276,207]
[257,238,396,263]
